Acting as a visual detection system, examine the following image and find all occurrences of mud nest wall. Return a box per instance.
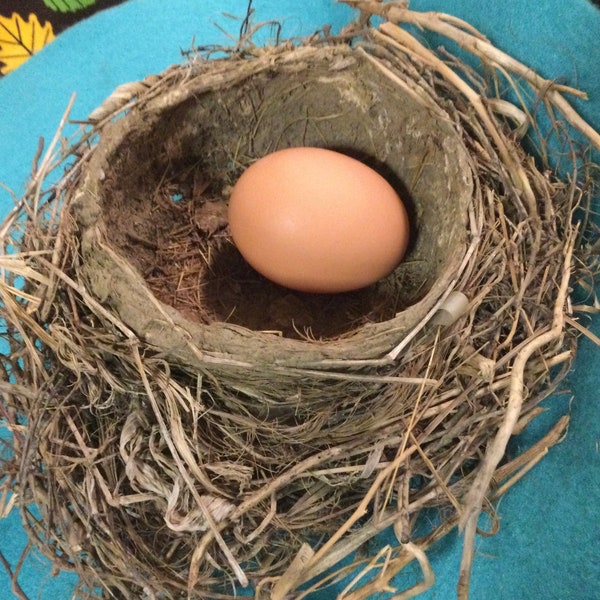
[1,4,598,600]
[72,44,472,366]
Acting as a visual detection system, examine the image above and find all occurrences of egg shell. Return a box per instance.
[227,147,409,293]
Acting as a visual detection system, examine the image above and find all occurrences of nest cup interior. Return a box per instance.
[80,47,472,351]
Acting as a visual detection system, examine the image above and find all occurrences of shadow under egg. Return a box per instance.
[200,240,403,340]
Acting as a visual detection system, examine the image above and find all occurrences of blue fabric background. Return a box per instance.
[1,1,599,598]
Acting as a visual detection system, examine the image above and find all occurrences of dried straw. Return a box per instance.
[1,2,599,599]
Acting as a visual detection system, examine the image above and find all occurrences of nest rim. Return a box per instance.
[68,42,475,371]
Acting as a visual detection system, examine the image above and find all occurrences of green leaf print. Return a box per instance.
[43,0,98,12]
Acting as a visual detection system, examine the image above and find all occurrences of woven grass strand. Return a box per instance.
[1,4,599,600]
[349,0,600,152]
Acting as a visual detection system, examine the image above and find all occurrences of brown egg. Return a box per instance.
[227,147,409,293]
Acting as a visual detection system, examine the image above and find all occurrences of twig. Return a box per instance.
[346,0,600,152]
[457,229,575,598]
[0,545,31,600]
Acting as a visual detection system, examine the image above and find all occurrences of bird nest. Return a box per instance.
[1,2,599,599]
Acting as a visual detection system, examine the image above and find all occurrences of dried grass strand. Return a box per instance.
[458,229,576,598]
[350,0,600,151]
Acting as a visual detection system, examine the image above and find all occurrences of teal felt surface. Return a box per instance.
[1,1,599,599]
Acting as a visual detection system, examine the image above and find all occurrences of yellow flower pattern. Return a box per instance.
[0,1,125,76]
[0,13,55,74]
